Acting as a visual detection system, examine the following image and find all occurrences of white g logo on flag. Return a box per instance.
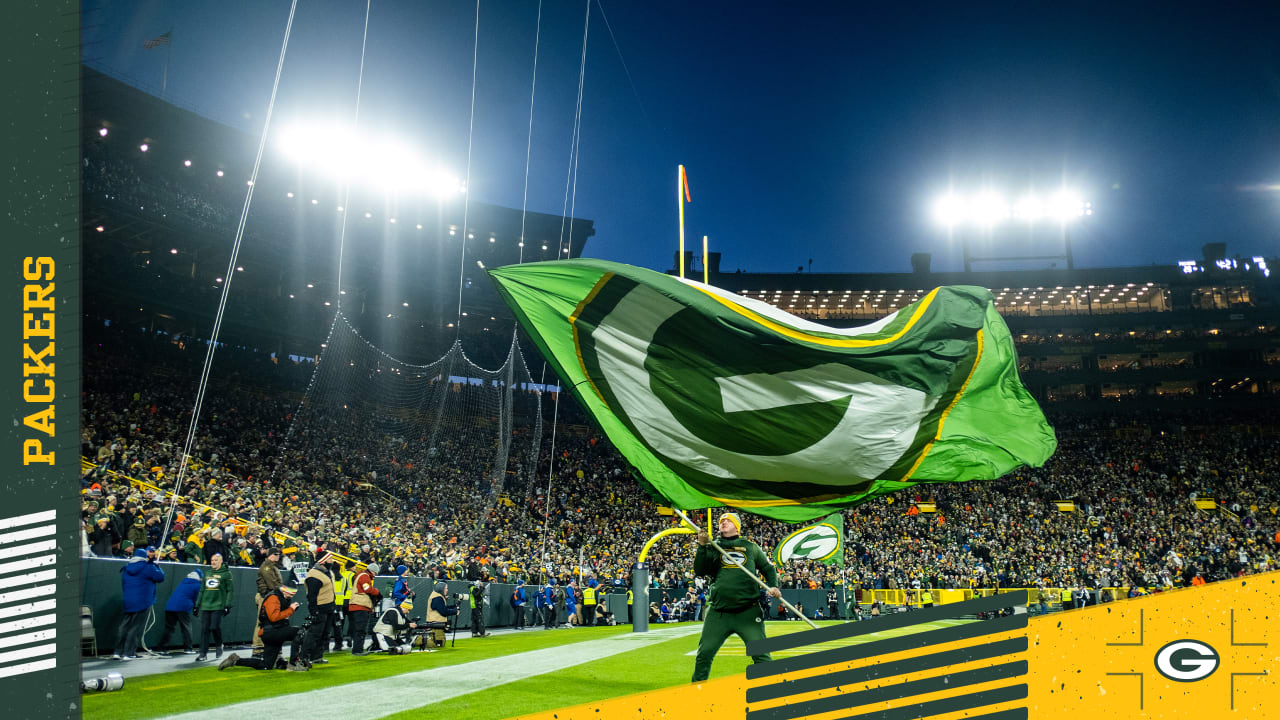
[1154,640,1219,682]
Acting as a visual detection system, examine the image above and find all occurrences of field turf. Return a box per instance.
[83,619,971,720]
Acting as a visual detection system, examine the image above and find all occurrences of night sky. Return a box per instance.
[83,1,1280,276]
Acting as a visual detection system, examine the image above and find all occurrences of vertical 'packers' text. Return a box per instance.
[22,257,55,465]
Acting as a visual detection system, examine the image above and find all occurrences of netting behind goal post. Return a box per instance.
[276,312,543,539]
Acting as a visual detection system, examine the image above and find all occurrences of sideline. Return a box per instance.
[157,625,702,720]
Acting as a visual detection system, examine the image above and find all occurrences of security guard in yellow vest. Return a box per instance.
[582,579,599,626]
[331,566,354,651]
[424,581,459,648]
[626,589,634,624]
[921,590,934,608]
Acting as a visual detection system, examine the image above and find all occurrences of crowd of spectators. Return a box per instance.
[82,319,1280,604]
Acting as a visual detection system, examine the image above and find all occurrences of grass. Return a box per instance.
[84,619,974,720]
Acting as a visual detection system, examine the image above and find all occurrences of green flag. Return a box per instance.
[489,259,1056,523]
[774,513,843,566]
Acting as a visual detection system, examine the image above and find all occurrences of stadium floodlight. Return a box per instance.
[286,192,294,198]
[930,194,964,227]
[183,160,192,167]
[216,170,224,177]
[276,124,462,197]
[931,188,1088,228]
[98,127,108,137]
[1013,195,1044,221]
[972,191,1009,226]
[402,302,409,307]
[95,226,104,232]
[139,143,149,152]
[170,248,177,254]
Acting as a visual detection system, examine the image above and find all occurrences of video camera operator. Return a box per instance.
[425,580,460,649]
[469,580,490,638]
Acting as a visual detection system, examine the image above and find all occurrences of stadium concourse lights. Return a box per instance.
[931,190,1090,228]
[275,124,463,197]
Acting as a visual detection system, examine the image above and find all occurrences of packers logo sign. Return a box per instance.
[572,274,964,506]
[775,521,841,565]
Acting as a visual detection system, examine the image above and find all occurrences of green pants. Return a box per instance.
[691,604,771,682]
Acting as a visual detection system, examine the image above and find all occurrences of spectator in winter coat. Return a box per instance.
[113,546,164,660]
[158,569,202,653]
[89,515,120,558]
[392,565,414,605]
[195,553,234,661]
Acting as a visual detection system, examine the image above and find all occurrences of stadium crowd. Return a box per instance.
[82,319,1280,607]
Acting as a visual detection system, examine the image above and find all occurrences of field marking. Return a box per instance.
[156,625,702,720]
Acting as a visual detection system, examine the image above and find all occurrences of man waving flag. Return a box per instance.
[489,259,1055,522]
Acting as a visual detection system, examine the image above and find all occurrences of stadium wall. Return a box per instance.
[81,560,627,652]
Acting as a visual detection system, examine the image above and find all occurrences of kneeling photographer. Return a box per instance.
[218,586,309,672]
[372,599,420,655]
[424,580,461,649]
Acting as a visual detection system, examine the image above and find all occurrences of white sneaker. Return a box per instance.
[111,654,122,661]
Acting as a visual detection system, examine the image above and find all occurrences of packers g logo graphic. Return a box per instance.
[571,274,962,502]
[1154,640,1220,682]
[776,524,840,563]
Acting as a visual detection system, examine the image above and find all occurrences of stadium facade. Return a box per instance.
[83,64,1278,404]
[690,248,1280,405]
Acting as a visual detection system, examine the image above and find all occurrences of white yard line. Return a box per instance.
[158,626,702,720]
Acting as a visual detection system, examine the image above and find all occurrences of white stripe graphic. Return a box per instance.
[0,510,55,531]
[0,657,56,679]
[0,539,56,560]
[0,569,55,590]
[0,628,54,649]
[0,613,55,636]
[0,525,55,545]
[0,599,56,620]
[0,553,56,576]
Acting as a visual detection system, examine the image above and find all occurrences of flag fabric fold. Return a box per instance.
[489,259,1055,522]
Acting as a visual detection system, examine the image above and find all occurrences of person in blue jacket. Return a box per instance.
[392,565,415,605]
[510,579,527,630]
[542,579,557,629]
[158,569,202,653]
[113,546,164,660]
[565,581,578,626]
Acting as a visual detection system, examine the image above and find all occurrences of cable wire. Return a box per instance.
[158,0,300,548]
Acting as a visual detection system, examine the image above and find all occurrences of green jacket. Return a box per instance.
[694,535,778,611]
[195,564,235,611]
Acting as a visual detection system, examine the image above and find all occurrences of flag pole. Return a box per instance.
[677,165,686,278]
[163,28,172,96]
[702,235,709,285]
[674,507,817,629]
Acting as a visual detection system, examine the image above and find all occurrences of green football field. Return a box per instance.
[82,619,973,720]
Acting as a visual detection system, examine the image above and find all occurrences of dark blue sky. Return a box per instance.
[84,1,1280,275]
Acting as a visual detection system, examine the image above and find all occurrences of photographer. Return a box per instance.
[301,551,338,664]
[372,599,420,654]
[218,586,310,672]
[469,581,490,638]
[425,581,460,649]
